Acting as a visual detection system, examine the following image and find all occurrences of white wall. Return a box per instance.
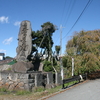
[0,56,3,60]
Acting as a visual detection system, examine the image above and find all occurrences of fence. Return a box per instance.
[62,74,87,89]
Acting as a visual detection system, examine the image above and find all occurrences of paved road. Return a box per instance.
[47,79,100,100]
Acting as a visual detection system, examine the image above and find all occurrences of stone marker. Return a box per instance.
[12,20,34,73]
[16,20,32,61]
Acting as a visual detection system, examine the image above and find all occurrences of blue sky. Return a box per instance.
[0,0,100,57]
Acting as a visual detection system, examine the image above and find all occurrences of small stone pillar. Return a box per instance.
[34,73,43,87]
[45,72,53,88]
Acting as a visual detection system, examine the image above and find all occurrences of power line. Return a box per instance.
[54,0,93,48]
[62,0,93,39]
[62,0,72,26]
[64,0,76,26]
[54,0,79,45]
[60,0,68,25]
[54,0,67,45]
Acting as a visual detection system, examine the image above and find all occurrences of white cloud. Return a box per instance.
[14,21,21,26]
[0,16,9,23]
[2,37,13,45]
[0,49,6,54]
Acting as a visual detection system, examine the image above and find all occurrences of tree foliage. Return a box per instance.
[32,22,56,59]
[55,45,60,56]
[31,22,57,72]
[63,30,100,75]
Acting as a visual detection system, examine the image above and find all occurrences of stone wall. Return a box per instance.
[0,72,53,91]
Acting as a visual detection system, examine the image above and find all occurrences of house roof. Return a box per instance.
[0,53,5,56]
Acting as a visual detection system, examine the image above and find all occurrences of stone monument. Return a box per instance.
[12,20,34,73]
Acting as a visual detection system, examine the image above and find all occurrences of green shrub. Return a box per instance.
[43,61,53,72]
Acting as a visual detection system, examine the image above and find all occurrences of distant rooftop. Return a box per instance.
[0,53,5,56]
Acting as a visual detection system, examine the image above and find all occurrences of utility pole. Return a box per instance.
[72,57,74,77]
[60,25,65,80]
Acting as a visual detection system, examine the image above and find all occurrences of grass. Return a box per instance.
[63,81,79,88]
[16,90,31,95]
[0,81,79,100]
[33,86,45,92]
[0,88,8,92]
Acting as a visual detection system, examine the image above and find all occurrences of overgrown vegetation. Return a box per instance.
[62,30,100,76]
[43,60,53,72]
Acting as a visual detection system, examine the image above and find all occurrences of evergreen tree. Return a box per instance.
[32,22,57,61]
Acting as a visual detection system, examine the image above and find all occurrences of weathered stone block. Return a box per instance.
[24,84,30,91]
[35,73,43,87]
[12,61,34,73]
[1,80,6,84]
[4,82,10,88]
[0,73,9,80]
[29,73,35,79]
[18,82,24,87]
[13,82,18,86]
[19,86,25,90]
[0,81,4,86]
[0,72,55,91]
[29,79,34,83]
[8,73,18,81]
[14,84,25,91]
[18,73,29,79]
[8,84,15,91]
[20,79,28,83]
[8,81,13,85]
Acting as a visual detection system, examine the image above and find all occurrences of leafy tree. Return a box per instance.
[5,56,13,59]
[62,55,72,68]
[32,22,57,61]
[63,30,100,75]
[55,45,60,56]
[31,22,57,72]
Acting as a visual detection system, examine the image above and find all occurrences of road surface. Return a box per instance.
[47,79,100,100]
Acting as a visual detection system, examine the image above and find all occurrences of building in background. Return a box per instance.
[0,53,5,60]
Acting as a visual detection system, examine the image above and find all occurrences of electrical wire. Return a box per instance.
[54,0,68,45]
[62,0,72,26]
[62,0,93,39]
[55,0,76,45]
[64,0,76,26]
[54,0,93,50]
[60,0,68,25]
